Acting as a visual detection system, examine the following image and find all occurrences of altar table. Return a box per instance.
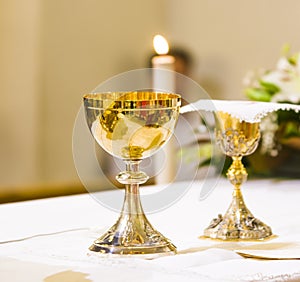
[1,178,300,282]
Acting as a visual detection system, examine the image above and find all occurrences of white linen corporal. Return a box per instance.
[180,99,300,123]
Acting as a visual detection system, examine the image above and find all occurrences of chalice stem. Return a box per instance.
[116,160,149,213]
[112,160,153,240]
[89,160,176,254]
[121,161,145,215]
[122,183,144,215]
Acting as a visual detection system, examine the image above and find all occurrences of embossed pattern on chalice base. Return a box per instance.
[204,112,273,240]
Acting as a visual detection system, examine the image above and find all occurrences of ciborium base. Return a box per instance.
[203,188,272,240]
[89,213,176,255]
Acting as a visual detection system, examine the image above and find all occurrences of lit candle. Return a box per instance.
[151,34,175,92]
[152,35,176,184]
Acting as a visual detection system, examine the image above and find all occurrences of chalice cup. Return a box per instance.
[83,91,180,255]
[204,112,272,240]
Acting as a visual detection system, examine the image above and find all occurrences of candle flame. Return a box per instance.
[153,35,169,55]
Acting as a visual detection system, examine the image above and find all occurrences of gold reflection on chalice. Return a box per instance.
[83,91,180,255]
[204,112,273,240]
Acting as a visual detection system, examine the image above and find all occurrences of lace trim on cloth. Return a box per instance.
[180,100,300,123]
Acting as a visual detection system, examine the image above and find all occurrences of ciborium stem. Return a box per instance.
[227,156,247,187]
[204,112,272,240]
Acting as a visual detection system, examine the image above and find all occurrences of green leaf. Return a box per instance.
[288,53,299,66]
[245,88,272,102]
[283,121,300,138]
[198,158,211,168]
[259,80,280,94]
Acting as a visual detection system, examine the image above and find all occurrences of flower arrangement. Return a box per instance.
[181,46,300,178]
[244,45,300,104]
[243,45,300,176]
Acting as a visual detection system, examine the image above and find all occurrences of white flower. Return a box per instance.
[272,92,300,103]
[261,55,300,103]
[245,47,300,157]
[262,70,287,87]
[276,57,294,72]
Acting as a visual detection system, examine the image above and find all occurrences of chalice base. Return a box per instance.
[89,214,176,255]
[203,190,272,241]
[203,216,273,240]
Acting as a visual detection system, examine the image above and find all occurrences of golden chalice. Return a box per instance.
[83,91,180,255]
[204,112,273,240]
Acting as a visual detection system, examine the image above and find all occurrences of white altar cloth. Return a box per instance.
[1,178,300,282]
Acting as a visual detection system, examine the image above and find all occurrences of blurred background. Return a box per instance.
[1,0,300,202]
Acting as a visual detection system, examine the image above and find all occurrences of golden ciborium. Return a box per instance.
[83,91,180,255]
[204,111,273,240]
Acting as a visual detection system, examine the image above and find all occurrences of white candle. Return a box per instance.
[152,35,177,184]
[152,55,175,70]
[151,35,175,92]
